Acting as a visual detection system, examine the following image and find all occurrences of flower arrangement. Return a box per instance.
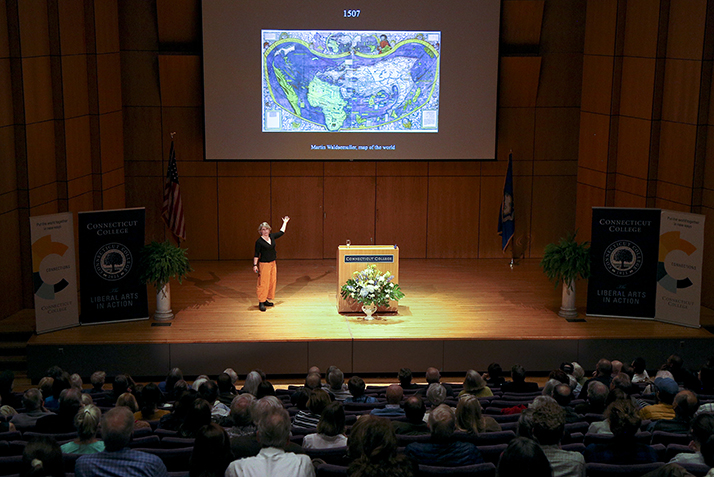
[340,264,405,307]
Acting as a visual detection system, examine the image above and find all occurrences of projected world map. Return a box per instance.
[262,30,441,133]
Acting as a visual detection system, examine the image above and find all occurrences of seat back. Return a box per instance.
[585,462,664,477]
[304,446,349,466]
[315,463,349,476]
[417,462,497,477]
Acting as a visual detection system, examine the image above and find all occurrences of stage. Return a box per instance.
[26,259,714,380]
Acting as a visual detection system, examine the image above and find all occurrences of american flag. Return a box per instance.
[162,141,186,240]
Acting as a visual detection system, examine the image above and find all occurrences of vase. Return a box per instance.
[154,283,175,321]
[558,280,578,318]
[361,303,377,321]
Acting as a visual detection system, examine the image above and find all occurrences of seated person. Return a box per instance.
[370,385,405,418]
[398,368,420,391]
[10,388,54,431]
[302,401,348,449]
[651,390,699,433]
[345,376,377,404]
[35,387,82,433]
[455,394,501,435]
[293,389,330,429]
[347,415,415,476]
[393,395,430,435]
[61,404,105,454]
[584,398,658,464]
[574,380,609,415]
[405,404,484,466]
[458,370,493,398]
[669,412,714,465]
[640,377,679,421]
[501,365,539,394]
[485,363,506,388]
[498,437,553,477]
[531,398,585,477]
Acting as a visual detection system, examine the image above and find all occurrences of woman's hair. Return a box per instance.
[691,413,714,446]
[243,371,262,396]
[317,401,345,437]
[181,398,212,438]
[140,383,163,418]
[21,436,65,477]
[487,363,502,380]
[74,405,102,441]
[632,357,647,374]
[38,377,54,400]
[189,423,232,477]
[348,376,367,397]
[165,368,183,394]
[307,389,331,415]
[605,398,641,438]
[255,381,275,399]
[456,394,485,434]
[257,222,271,233]
[463,370,487,393]
[347,415,413,477]
[116,392,139,413]
[498,437,552,477]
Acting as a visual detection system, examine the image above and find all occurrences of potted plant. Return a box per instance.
[540,231,591,318]
[138,240,192,321]
[340,264,405,320]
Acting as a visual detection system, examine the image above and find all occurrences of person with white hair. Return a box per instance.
[242,371,262,396]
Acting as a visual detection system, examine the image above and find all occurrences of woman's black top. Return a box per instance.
[254,231,284,263]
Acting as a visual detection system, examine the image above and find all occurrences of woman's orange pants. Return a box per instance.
[256,261,277,302]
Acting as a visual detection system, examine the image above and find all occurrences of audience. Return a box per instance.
[459,369,493,398]
[136,382,169,422]
[11,388,54,430]
[348,415,415,477]
[498,437,553,477]
[241,371,262,395]
[370,384,405,418]
[327,368,350,401]
[641,376,679,421]
[668,412,714,466]
[302,401,348,449]
[578,359,613,400]
[574,380,608,415]
[485,362,506,388]
[632,357,650,384]
[651,390,699,433]
[225,394,256,438]
[21,435,65,477]
[294,389,331,429]
[455,394,501,434]
[502,364,539,393]
[417,367,455,397]
[216,372,237,406]
[61,404,105,454]
[398,367,419,391]
[392,395,430,435]
[531,397,585,477]
[345,376,377,403]
[35,388,82,433]
[189,423,233,477]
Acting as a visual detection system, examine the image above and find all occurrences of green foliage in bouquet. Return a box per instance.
[540,231,591,290]
[138,240,192,291]
[340,264,405,307]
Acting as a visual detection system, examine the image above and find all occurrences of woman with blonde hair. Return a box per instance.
[61,405,104,454]
[252,216,290,312]
[456,394,501,434]
[458,370,493,398]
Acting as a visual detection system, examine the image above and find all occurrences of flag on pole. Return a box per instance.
[162,141,186,241]
[498,153,514,252]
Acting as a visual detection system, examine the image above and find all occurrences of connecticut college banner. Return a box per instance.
[78,208,148,325]
[29,213,80,334]
[587,208,661,319]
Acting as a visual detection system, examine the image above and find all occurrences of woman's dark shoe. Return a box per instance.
[259,302,266,312]
[264,300,274,307]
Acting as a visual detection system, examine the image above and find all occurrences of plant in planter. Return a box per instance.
[540,231,591,318]
[138,240,192,321]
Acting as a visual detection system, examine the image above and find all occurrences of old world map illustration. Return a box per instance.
[262,30,441,133]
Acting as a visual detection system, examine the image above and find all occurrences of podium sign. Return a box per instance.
[337,245,399,313]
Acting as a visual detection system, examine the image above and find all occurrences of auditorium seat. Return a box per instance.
[160,437,195,448]
[651,430,691,446]
[303,446,349,466]
[475,443,508,465]
[664,443,693,462]
[0,432,21,442]
[62,452,80,473]
[417,462,497,477]
[679,463,711,477]
[315,463,349,476]
[0,455,23,476]
[137,447,192,472]
[584,462,663,477]
[22,431,77,443]
[128,435,161,448]
[454,430,516,446]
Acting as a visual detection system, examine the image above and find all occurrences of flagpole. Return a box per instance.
[509,149,513,269]
[170,132,179,248]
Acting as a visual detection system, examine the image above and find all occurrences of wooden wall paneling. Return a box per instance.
[25,120,56,189]
[271,162,323,177]
[427,176,480,259]
[217,161,271,177]
[500,0,545,45]
[101,167,124,191]
[536,53,583,107]
[623,0,662,58]
[478,174,511,258]
[61,55,89,118]
[496,107,535,162]
[120,51,161,107]
[124,160,161,179]
[661,59,702,124]
[323,161,376,177]
[575,183,606,241]
[654,198,690,212]
[499,57,541,108]
[578,166,607,190]
[581,55,614,115]
[615,117,652,179]
[534,161,578,176]
[656,181,693,206]
[376,161,428,177]
[217,177,271,260]
[0,58,13,127]
[705,126,714,195]
[0,210,22,319]
[158,55,202,107]
[530,176,577,256]
[578,112,611,172]
[67,190,93,212]
[175,161,216,178]
[29,201,58,217]
[64,116,92,180]
[125,175,164,242]
[700,207,714,306]
[428,162,481,177]
[180,176,218,259]
[619,57,656,119]
[375,176,428,258]
[614,174,648,198]
[584,0,618,56]
[613,190,647,208]
[0,0,9,58]
[101,183,125,210]
[658,121,697,187]
[57,0,86,55]
[0,126,16,195]
[22,56,53,123]
[67,174,92,200]
[29,182,58,209]
[96,52,122,114]
[123,106,162,161]
[117,0,159,51]
[98,111,124,172]
[270,176,324,259]
[161,107,204,162]
[540,0,586,53]
[17,0,50,57]
[156,0,201,45]
[666,0,706,60]
[93,0,119,54]
[534,107,580,161]
[323,176,376,258]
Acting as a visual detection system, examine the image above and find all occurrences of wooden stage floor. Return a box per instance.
[25,259,714,379]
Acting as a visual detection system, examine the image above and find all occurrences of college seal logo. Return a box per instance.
[603,240,642,277]
[94,243,132,281]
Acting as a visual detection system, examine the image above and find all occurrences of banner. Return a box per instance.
[29,213,79,333]
[655,210,705,328]
[587,208,661,319]
[78,208,148,325]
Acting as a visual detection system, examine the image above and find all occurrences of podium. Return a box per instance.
[337,245,399,313]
